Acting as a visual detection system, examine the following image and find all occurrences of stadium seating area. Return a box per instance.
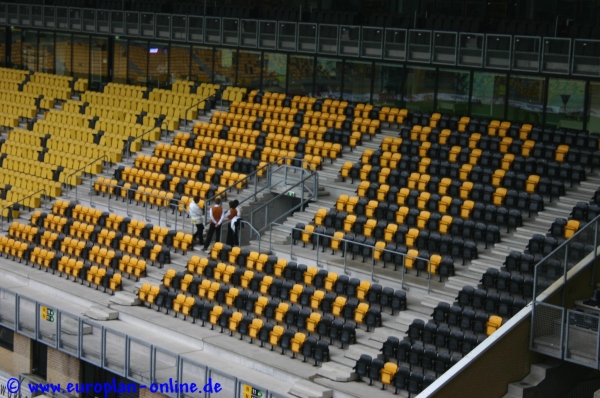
[0,57,598,397]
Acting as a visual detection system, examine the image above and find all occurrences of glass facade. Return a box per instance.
[38,31,54,73]
[546,78,586,130]
[213,48,236,85]
[170,44,190,81]
[343,60,372,103]
[113,38,127,84]
[148,41,169,86]
[262,52,287,93]
[404,67,436,112]
[237,50,261,89]
[90,36,109,86]
[315,57,342,99]
[127,40,147,85]
[191,45,213,82]
[72,34,90,79]
[288,55,314,96]
[1,26,599,133]
[471,71,506,119]
[22,29,37,71]
[55,33,72,76]
[436,68,470,114]
[373,63,403,106]
[507,75,545,125]
[588,83,600,134]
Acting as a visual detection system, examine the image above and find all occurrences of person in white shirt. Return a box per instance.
[189,196,204,248]
[202,198,225,251]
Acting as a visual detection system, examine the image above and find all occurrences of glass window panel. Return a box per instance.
[0,29,5,67]
[437,68,470,114]
[128,40,148,85]
[191,45,213,82]
[38,31,54,73]
[343,60,372,103]
[213,48,237,85]
[507,75,545,125]
[315,57,342,100]
[262,52,287,93]
[546,78,585,130]
[10,28,22,68]
[55,33,71,76]
[113,38,127,84]
[404,67,436,112]
[288,55,314,96]
[237,50,261,89]
[471,71,506,119]
[148,42,169,87]
[373,63,403,107]
[588,83,600,135]
[22,29,37,71]
[170,44,190,81]
[90,36,109,86]
[72,34,89,79]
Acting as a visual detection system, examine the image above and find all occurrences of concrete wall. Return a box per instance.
[0,332,32,377]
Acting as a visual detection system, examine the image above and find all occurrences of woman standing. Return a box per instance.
[226,200,240,246]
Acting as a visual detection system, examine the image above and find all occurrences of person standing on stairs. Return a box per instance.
[189,196,204,250]
[202,198,224,251]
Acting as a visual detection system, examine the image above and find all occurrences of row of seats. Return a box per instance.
[221,86,247,103]
[204,244,408,312]
[138,283,331,364]
[354,355,437,395]
[164,268,374,335]
[23,82,71,101]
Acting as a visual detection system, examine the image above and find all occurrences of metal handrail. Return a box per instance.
[183,96,211,128]
[90,180,189,230]
[126,121,167,158]
[249,165,319,233]
[65,154,108,201]
[201,156,318,225]
[531,212,600,301]
[200,159,272,225]
[0,189,46,231]
[238,219,262,251]
[269,221,435,291]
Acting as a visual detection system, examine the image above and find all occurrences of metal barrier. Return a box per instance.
[201,157,292,226]
[184,98,211,129]
[270,222,434,292]
[66,154,108,201]
[530,301,565,359]
[126,121,167,158]
[248,162,319,235]
[90,181,191,232]
[565,309,600,368]
[532,216,599,300]
[0,188,47,231]
[0,287,283,398]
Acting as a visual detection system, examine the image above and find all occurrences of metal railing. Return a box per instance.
[248,162,318,235]
[90,181,191,232]
[0,189,46,231]
[126,121,167,158]
[529,214,600,364]
[270,223,436,291]
[0,288,281,398]
[201,159,273,226]
[66,154,108,201]
[184,97,211,129]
